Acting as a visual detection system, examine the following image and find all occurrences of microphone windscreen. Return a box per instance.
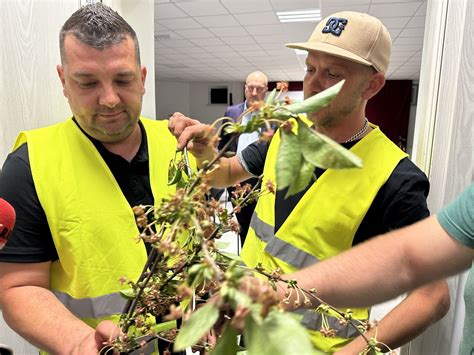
[0,198,16,250]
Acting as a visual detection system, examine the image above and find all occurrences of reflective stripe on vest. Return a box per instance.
[294,309,361,338]
[53,291,126,319]
[250,212,320,269]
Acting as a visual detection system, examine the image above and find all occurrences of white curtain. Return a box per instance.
[408,0,473,354]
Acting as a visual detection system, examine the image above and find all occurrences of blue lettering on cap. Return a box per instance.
[322,17,348,36]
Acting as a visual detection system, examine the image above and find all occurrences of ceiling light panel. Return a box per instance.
[277,9,321,23]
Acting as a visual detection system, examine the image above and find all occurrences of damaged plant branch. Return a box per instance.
[106,80,390,355]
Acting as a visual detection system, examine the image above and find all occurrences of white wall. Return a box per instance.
[155,80,244,124]
[155,80,307,125]
[0,1,155,165]
[0,2,78,352]
[0,0,77,164]
[189,82,244,124]
[155,80,191,119]
[110,0,156,119]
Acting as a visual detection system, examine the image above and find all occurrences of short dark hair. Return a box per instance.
[59,3,140,65]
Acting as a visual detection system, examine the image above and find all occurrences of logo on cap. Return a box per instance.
[322,17,348,36]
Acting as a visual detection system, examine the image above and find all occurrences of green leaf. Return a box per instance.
[297,118,363,169]
[224,124,244,135]
[167,159,182,185]
[216,241,230,250]
[244,309,315,355]
[275,130,302,190]
[210,325,238,355]
[283,79,344,114]
[176,178,187,189]
[225,288,253,308]
[265,88,277,105]
[151,320,177,333]
[119,288,136,300]
[187,263,205,286]
[285,159,314,198]
[218,250,243,262]
[174,303,220,351]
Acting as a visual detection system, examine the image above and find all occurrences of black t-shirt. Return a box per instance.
[0,120,153,262]
[240,139,430,245]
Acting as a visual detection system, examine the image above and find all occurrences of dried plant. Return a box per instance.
[104,80,391,355]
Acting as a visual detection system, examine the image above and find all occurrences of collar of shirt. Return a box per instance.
[72,117,149,164]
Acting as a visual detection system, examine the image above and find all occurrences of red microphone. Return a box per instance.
[0,198,16,250]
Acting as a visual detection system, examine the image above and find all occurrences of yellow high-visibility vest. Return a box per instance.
[13,117,182,328]
[241,117,407,353]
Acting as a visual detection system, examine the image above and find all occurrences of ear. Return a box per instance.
[56,64,68,98]
[140,66,147,95]
[362,72,385,100]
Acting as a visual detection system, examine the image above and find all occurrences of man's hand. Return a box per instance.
[168,112,217,162]
[72,320,120,355]
[168,112,252,187]
[95,320,120,351]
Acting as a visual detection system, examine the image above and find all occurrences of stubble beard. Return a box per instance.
[311,89,363,129]
[99,113,138,141]
[81,109,140,143]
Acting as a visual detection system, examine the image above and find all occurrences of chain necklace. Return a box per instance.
[345,118,369,143]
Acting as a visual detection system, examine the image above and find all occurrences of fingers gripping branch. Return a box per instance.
[168,112,217,161]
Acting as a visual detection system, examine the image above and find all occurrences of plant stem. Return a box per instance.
[187,133,240,193]
[254,268,371,345]
[230,176,262,213]
[201,239,224,280]
[122,249,163,333]
[121,224,167,318]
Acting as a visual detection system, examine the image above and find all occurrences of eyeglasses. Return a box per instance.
[245,85,267,92]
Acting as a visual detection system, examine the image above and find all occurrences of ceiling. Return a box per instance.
[154,0,427,82]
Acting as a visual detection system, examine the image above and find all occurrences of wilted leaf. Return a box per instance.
[223,151,237,158]
[244,309,315,355]
[276,130,302,190]
[285,159,314,198]
[210,325,238,355]
[283,80,344,114]
[174,302,220,351]
[297,118,363,169]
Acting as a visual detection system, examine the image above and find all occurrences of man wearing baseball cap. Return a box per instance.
[169,11,449,353]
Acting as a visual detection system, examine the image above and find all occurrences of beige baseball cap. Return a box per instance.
[287,11,391,74]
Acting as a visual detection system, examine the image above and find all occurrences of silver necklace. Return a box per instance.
[345,118,369,143]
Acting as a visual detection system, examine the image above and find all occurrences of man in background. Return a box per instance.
[217,71,268,246]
